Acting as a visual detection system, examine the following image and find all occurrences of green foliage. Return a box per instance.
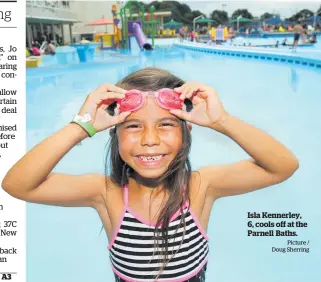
[286,9,314,21]
[210,10,228,24]
[124,1,320,26]
[126,0,204,24]
[260,12,274,20]
[231,9,253,19]
[125,1,146,12]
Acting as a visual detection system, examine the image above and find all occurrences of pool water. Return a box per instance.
[27,45,321,282]
[228,35,321,59]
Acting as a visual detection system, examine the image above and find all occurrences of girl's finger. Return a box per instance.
[181,83,189,92]
[186,88,196,99]
[180,85,191,99]
[169,109,192,122]
[95,92,125,104]
[110,111,131,125]
[174,86,183,93]
[106,83,127,94]
[98,103,108,111]
[94,83,110,93]
[192,96,203,105]
[95,83,126,95]
[196,89,209,99]
[100,92,125,100]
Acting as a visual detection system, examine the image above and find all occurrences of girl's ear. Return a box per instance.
[187,123,192,131]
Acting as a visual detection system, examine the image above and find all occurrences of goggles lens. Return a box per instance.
[106,89,193,115]
[157,88,183,110]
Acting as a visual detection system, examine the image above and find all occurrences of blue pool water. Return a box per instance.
[229,35,321,59]
[27,44,321,282]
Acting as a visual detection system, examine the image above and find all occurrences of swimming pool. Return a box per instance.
[27,43,321,282]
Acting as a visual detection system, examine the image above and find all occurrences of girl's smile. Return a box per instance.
[135,153,168,168]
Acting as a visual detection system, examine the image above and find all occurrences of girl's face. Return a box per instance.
[117,96,183,179]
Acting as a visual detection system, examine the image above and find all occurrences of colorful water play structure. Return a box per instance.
[210,26,229,42]
[77,2,156,51]
[115,1,156,50]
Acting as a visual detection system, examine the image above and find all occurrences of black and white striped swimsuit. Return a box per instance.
[108,185,209,282]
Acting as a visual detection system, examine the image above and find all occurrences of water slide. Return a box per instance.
[132,22,153,50]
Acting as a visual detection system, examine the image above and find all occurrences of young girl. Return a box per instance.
[2,68,299,282]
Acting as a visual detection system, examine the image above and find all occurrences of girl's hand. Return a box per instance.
[78,83,131,132]
[170,81,228,129]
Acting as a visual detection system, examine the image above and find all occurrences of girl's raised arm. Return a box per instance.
[171,82,299,201]
[198,114,299,200]
[2,84,130,207]
[2,124,104,207]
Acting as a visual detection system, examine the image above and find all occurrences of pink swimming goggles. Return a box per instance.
[106,88,193,115]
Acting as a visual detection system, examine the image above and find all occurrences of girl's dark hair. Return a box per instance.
[105,67,192,280]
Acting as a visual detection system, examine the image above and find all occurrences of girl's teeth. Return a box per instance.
[139,155,162,161]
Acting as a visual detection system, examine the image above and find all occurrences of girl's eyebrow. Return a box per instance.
[158,117,180,123]
[121,119,142,125]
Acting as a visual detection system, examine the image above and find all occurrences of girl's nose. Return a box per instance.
[141,127,161,147]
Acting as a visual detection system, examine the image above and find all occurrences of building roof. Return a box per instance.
[128,11,172,17]
[26,2,78,24]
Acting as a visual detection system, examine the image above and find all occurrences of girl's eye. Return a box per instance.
[126,124,140,129]
[160,123,175,127]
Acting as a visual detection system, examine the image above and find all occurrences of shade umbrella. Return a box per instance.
[85,16,114,32]
[231,17,252,31]
[194,18,216,24]
[163,19,183,29]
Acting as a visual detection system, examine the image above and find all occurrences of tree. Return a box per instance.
[287,9,314,21]
[211,10,228,24]
[231,9,253,19]
[317,5,321,16]
[149,1,204,24]
[193,10,205,19]
[127,0,205,24]
[260,12,274,20]
[147,1,160,10]
[179,3,192,15]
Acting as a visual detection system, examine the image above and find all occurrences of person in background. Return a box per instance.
[301,24,308,43]
[282,37,288,46]
[307,24,314,33]
[308,33,317,44]
[178,26,185,42]
[32,40,41,48]
[45,40,56,55]
[31,43,41,56]
[292,21,304,51]
[190,31,195,42]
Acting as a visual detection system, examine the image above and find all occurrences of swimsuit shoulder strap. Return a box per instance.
[123,185,129,208]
